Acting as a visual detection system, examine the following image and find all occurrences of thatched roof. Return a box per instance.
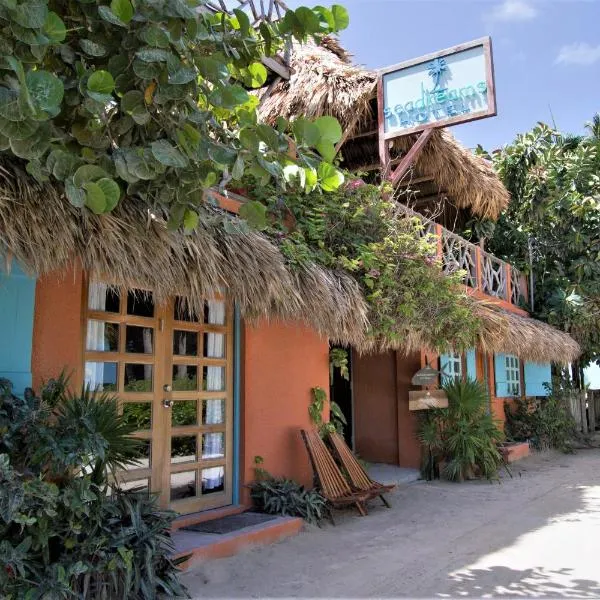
[0,159,368,348]
[257,37,510,221]
[474,303,580,364]
[0,159,578,364]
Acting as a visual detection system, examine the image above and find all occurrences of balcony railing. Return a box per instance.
[398,204,527,307]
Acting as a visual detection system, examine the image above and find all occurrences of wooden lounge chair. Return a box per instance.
[327,431,395,508]
[300,429,370,521]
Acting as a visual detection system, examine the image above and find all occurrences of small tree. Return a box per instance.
[0,0,348,229]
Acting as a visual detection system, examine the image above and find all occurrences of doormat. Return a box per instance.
[181,512,277,535]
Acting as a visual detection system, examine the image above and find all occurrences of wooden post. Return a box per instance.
[435,224,443,262]
[504,263,512,303]
[588,390,596,433]
[390,128,435,186]
[475,246,483,291]
[581,391,589,434]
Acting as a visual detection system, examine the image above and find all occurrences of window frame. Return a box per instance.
[505,354,521,396]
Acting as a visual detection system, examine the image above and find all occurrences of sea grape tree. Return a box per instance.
[0,0,349,229]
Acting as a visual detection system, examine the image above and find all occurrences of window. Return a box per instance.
[441,352,462,383]
[505,355,521,396]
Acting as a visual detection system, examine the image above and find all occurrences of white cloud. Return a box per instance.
[486,0,538,23]
[555,42,600,66]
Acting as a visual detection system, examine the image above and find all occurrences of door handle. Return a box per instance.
[162,399,173,408]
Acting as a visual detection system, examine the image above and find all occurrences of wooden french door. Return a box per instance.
[83,281,234,514]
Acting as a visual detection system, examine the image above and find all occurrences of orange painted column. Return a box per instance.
[242,320,329,500]
[31,265,85,391]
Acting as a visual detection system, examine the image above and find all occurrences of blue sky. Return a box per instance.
[288,0,600,150]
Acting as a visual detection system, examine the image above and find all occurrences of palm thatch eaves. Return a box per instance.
[257,37,510,221]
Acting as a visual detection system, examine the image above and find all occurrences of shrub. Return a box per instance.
[249,457,327,525]
[417,379,504,482]
[505,387,577,452]
[249,477,328,526]
[0,378,188,599]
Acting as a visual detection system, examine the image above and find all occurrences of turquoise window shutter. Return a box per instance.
[0,263,36,397]
[494,353,509,397]
[466,349,477,381]
[524,362,552,397]
[439,354,452,385]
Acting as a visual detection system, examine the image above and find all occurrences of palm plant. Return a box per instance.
[417,379,504,482]
[52,385,141,486]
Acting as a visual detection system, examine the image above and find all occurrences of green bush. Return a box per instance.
[418,379,504,482]
[249,457,327,525]
[505,386,577,452]
[249,477,328,526]
[0,378,188,599]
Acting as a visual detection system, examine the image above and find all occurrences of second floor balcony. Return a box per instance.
[397,203,528,310]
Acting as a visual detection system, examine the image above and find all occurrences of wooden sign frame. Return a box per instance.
[409,390,449,411]
[377,37,496,182]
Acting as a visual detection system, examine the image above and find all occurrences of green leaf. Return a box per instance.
[233,8,251,36]
[96,177,120,210]
[331,5,350,30]
[98,5,127,27]
[315,116,342,144]
[317,162,344,191]
[183,209,198,233]
[47,149,81,180]
[87,70,115,95]
[293,118,320,147]
[150,139,188,168]
[79,39,107,57]
[197,57,229,83]
[136,47,173,62]
[239,200,268,230]
[0,117,37,140]
[43,12,66,43]
[110,0,133,24]
[26,159,48,182]
[315,140,336,162]
[232,154,244,180]
[256,124,281,152]
[73,164,108,187]
[65,180,85,207]
[139,25,170,48]
[294,7,321,34]
[83,181,107,214]
[125,148,165,180]
[9,133,49,159]
[10,0,47,28]
[26,71,64,111]
[239,129,259,151]
[168,67,197,85]
[120,90,143,113]
[0,133,9,150]
[246,62,267,88]
[133,58,163,79]
[0,87,24,121]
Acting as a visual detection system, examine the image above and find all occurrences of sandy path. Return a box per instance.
[182,449,600,598]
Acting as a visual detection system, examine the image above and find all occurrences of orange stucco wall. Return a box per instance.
[31,265,84,390]
[242,320,329,496]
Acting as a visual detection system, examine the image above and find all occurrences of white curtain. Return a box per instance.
[205,399,224,424]
[202,466,224,491]
[203,433,224,459]
[205,332,224,358]
[206,300,225,325]
[206,366,224,391]
[85,282,107,389]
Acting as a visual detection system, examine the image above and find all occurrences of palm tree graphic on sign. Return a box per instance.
[428,57,448,91]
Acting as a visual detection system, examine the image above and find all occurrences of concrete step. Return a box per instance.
[171,514,303,569]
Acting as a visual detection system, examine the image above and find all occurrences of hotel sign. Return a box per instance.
[379,37,496,139]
